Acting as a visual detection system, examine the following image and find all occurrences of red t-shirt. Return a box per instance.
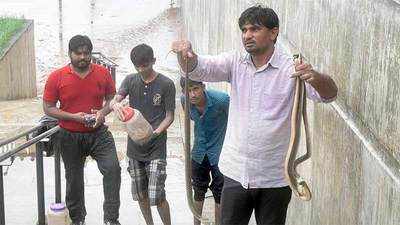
[43,64,116,132]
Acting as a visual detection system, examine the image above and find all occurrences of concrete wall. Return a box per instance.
[178,0,400,224]
[0,20,37,100]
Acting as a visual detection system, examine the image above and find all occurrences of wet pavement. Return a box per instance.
[0,0,181,94]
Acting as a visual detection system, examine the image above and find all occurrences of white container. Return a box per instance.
[47,203,69,225]
[120,106,153,145]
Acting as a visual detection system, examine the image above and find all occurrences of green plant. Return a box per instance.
[0,17,24,56]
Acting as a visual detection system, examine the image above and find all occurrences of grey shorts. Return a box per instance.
[127,158,167,206]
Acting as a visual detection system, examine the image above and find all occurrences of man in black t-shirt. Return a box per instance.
[112,44,175,225]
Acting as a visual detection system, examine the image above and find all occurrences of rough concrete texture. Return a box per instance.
[178,0,400,224]
[0,20,37,100]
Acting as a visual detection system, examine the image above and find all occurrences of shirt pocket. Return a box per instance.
[260,92,290,120]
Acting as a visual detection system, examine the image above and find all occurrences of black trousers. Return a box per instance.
[221,176,292,225]
[191,156,224,203]
[58,126,121,222]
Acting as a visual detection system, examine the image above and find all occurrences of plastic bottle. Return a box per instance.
[47,203,69,225]
[120,106,153,145]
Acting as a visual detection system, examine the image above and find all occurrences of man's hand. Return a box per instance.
[71,112,87,124]
[291,58,338,100]
[111,101,127,121]
[149,130,162,143]
[91,109,106,128]
[171,40,198,73]
[291,61,323,86]
[171,40,194,59]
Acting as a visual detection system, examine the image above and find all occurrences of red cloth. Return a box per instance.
[43,64,116,132]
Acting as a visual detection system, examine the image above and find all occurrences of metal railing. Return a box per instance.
[0,123,61,225]
[92,52,118,82]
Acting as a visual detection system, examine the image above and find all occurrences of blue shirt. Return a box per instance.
[181,89,230,166]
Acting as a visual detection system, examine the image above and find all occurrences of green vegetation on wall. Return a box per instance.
[0,17,24,56]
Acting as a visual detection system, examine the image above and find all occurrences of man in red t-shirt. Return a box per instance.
[43,35,121,225]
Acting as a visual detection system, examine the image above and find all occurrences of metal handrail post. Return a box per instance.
[91,52,117,84]
[36,148,45,225]
[0,166,5,225]
[0,123,60,224]
[55,148,61,203]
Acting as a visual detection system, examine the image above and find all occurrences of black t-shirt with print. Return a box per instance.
[118,73,176,161]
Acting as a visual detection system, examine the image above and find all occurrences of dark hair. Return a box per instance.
[130,44,154,66]
[238,6,279,30]
[180,77,203,89]
[68,35,93,53]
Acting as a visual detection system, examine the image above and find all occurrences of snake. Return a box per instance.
[183,61,210,223]
[284,53,312,201]
[183,53,312,224]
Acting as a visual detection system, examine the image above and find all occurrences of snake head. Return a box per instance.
[293,53,303,66]
[296,180,312,201]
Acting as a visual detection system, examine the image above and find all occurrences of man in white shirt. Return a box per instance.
[172,5,338,225]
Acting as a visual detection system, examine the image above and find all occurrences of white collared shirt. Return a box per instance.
[187,46,334,188]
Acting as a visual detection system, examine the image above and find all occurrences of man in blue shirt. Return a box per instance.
[180,77,229,225]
